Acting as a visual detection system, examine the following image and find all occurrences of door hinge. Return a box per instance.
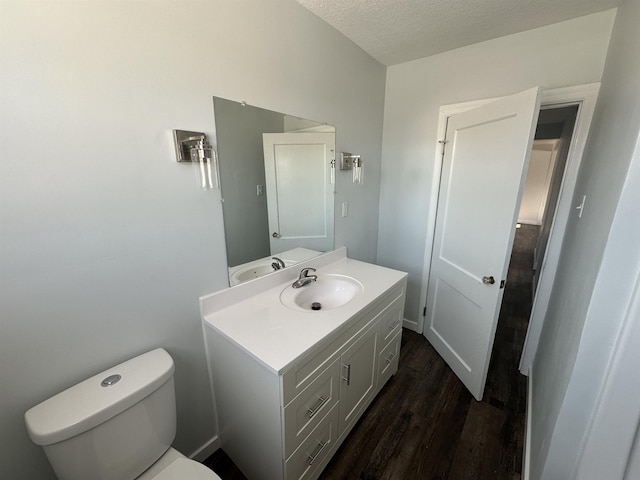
[438,140,448,155]
[423,306,427,317]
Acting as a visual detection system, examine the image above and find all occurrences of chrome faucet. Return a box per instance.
[292,267,317,288]
[271,257,286,270]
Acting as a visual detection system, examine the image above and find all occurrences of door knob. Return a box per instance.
[482,276,495,285]
[272,232,281,238]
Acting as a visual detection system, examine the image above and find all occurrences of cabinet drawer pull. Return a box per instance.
[342,364,351,386]
[388,319,401,330]
[307,395,329,418]
[385,352,397,364]
[307,439,328,466]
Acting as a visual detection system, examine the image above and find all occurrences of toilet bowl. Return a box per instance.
[24,348,220,480]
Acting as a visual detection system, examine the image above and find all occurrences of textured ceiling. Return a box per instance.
[295,0,620,66]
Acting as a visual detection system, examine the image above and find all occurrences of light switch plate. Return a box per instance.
[576,194,586,218]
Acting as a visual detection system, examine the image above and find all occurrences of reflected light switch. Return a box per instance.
[342,202,349,218]
[257,185,264,196]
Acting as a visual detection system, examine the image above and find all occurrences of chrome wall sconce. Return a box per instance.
[340,152,364,184]
[173,130,219,190]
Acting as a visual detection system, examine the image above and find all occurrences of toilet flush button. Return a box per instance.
[101,374,122,387]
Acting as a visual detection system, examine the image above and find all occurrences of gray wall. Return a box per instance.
[530,0,640,476]
[0,1,386,478]
[378,10,615,325]
[214,98,283,267]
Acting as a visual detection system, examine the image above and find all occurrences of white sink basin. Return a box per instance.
[280,274,364,312]
[230,259,294,285]
[234,264,277,283]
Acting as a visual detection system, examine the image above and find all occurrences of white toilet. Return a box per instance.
[24,348,221,480]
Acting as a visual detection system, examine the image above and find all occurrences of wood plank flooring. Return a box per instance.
[203,226,537,480]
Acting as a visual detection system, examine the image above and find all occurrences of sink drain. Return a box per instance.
[311,302,322,311]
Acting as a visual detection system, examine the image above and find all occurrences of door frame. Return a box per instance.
[416,83,600,376]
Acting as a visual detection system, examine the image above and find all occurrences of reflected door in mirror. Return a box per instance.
[263,133,335,254]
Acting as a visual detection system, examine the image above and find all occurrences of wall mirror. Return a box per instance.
[212,96,336,286]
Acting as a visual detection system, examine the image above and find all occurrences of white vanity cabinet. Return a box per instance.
[203,274,406,480]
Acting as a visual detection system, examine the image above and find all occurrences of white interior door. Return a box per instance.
[425,87,541,400]
[263,132,335,255]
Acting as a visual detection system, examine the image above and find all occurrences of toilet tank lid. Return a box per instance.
[25,348,174,446]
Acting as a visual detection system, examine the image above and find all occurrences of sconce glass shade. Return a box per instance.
[172,130,219,190]
[339,152,363,184]
[189,139,219,190]
[352,157,363,184]
[330,159,336,184]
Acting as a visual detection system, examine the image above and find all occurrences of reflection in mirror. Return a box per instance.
[212,97,336,286]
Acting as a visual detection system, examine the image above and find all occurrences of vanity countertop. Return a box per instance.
[201,250,407,374]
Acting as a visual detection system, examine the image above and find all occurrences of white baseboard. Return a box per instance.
[402,317,418,332]
[524,370,532,480]
[189,435,221,462]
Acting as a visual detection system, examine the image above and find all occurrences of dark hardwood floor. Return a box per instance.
[203,225,537,480]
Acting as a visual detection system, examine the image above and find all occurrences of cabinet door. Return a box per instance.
[339,324,378,433]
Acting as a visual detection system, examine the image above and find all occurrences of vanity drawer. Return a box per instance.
[283,359,340,458]
[377,331,402,387]
[377,291,404,344]
[285,403,339,480]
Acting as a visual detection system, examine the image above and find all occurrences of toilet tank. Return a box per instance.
[25,348,176,480]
